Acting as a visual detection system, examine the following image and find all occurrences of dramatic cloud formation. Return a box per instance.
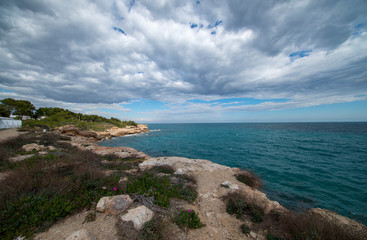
[0,0,366,122]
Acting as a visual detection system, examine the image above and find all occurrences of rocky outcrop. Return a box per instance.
[96,124,149,139]
[65,229,95,240]
[139,156,231,174]
[22,143,45,152]
[55,125,100,140]
[96,195,133,215]
[120,205,154,230]
[310,208,367,232]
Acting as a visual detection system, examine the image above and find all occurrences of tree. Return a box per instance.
[0,98,35,119]
[0,98,18,114]
[0,104,10,117]
[13,100,35,119]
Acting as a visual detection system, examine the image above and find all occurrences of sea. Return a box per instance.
[100,122,367,224]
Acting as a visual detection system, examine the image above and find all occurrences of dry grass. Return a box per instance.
[235,169,262,189]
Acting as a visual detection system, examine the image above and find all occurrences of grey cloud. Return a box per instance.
[0,0,366,111]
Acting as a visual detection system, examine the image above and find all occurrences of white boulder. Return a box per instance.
[120,205,154,230]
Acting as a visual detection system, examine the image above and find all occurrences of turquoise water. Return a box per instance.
[100,123,367,224]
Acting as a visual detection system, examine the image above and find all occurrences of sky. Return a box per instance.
[0,0,367,123]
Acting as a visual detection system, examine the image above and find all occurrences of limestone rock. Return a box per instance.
[65,229,95,240]
[139,157,230,173]
[221,181,239,190]
[47,146,57,151]
[96,195,133,215]
[249,231,257,239]
[9,154,35,162]
[93,146,150,159]
[22,143,45,152]
[120,205,154,230]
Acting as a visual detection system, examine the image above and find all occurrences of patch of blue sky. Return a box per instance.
[196,0,200,5]
[113,27,126,36]
[123,99,168,112]
[355,23,364,29]
[214,20,223,27]
[137,72,144,74]
[0,88,13,92]
[208,20,223,29]
[289,50,312,61]
[211,31,216,35]
[188,98,289,106]
[191,23,198,28]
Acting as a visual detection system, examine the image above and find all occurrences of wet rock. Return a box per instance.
[96,195,133,215]
[65,229,95,240]
[120,205,154,230]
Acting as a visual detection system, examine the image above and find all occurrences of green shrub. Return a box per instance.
[266,233,284,240]
[151,165,175,174]
[139,216,165,240]
[174,210,204,230]
[241,224,250,234]
[0,137,124,240]
[225,193,264,223]
[126,173,195,208]
[178,185,198,202]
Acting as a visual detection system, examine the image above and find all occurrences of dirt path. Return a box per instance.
[0,128,24,142]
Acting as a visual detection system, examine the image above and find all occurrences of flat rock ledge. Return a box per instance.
[139,156,231,174]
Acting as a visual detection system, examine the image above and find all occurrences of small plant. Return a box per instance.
[224,192,265,223]
[178,185,198,202]
[83,211,96,223]
[138,215,165,240]
[174,210,204,230]
[241,224,250,234]
[126,173,198,208]
[235,170,262,189]
[266,233,284,240]
[151,165,175,174]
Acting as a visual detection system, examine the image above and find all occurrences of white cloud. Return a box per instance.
[0,0,366,121]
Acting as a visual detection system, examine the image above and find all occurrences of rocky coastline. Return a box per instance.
[2,126,366,240]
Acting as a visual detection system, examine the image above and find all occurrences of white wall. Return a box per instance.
[0,118,22,129]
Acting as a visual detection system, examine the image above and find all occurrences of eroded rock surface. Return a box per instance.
[120,205,154,230]
[96,195,133,216]
[65,229,95,240]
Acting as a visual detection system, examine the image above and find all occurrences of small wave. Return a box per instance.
[150,129,161,132]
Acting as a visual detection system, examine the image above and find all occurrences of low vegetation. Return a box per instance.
[22,108,137,131]
[235,170,262,189]
[1,98,138,131]
[265,210,367,240]
[223,190,367,240]
[225,192,265,223]
[126,168,197,208]
[0,132,199,239]
[174,209,204,230]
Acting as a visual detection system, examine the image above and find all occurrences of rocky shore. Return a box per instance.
[2,126,366,240]
[55,124,151,160]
